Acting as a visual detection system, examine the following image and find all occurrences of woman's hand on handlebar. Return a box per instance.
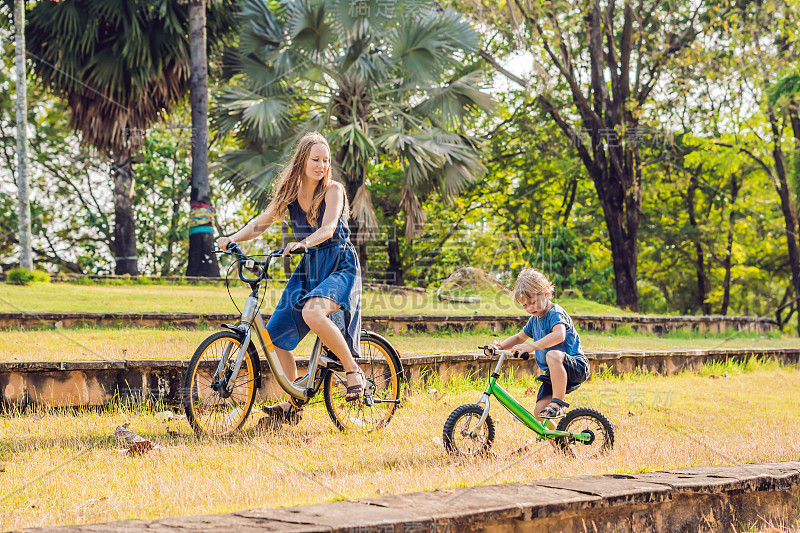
[282,241,307,257]
[217,236,234,251]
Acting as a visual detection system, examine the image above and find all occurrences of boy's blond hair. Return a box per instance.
[513,268,555,301]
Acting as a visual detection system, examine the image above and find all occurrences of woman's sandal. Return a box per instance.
[345,369,365,402]
[538,399,569,419]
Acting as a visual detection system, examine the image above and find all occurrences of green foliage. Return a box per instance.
[134,123,191,276]
[25,0,237,153]
[213,0,493,243]
[5,268,48,283]
[6,268,34,284]
[32,269,50,282]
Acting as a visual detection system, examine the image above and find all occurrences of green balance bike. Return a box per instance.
[443,346,614,457]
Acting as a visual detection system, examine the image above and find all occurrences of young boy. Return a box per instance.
[493,268,590,419]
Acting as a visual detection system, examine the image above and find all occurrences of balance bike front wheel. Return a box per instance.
[443,404,495,456]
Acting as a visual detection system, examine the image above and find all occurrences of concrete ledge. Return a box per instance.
[2,348,798,408]
[20,461,800,532]
[0,312,777,334]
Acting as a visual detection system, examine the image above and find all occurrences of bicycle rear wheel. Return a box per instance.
[323,331,403,432]
[183,331,259,437]
[555,407,614,458]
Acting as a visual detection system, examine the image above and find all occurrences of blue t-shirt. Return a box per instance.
[522,303,585,371]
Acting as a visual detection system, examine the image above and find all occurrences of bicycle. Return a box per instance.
[182,243,404,437]
[443,346,614,457]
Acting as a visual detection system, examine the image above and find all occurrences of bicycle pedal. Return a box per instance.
[364,395,374,407]
[320,355,344,371]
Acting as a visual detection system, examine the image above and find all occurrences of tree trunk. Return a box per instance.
[387,233,404,286]
[112,150,138,276]
[591,142,641,311]
[686,179,710,315]
[599,194,640,311]
[186,0,219,277]
[15,0,32,271]
[161,195,182,276]
[336,145,370,275]
[721,174,741,316]
[768,109,800,335]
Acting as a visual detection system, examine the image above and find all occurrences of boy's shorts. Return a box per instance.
[536,351,590,402]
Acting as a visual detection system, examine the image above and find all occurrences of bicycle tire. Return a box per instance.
[554,407,615,458]
[443,404,495,456]
[322,331,403,432]
[183,331,259,437]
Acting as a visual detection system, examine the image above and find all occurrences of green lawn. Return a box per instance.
[2,359,798,530]
[0,282,630,316]
[0,327,792,362]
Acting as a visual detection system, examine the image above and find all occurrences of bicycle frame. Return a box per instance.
[474,352,590,442]
[213,248,334,402]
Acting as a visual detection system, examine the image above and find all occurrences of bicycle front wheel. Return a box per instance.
[443,404,495,456]
[323,332,403,432]
[183,331,259,437]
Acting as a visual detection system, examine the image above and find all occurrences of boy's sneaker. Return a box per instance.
[538,399,569,419]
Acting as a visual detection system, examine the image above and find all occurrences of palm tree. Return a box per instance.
[26,0,234,275]
[185,0,219,277]
[213,0,493,274]
[14,0,31,270]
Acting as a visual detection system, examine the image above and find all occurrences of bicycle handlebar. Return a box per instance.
[479,345,530,360]
[214,242,305,284]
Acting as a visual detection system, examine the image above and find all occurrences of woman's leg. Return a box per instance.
[274,347,298,381]
[267,347,302,416]
[301,297,361,386]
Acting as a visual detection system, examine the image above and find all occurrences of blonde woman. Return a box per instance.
[217,132,363,426]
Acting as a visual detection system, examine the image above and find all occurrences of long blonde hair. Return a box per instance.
[267,132,349,226]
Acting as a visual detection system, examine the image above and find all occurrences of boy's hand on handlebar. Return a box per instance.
[282,241,307,257]
[510,343,534,355]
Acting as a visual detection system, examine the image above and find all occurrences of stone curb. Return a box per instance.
[2,348,799,408]
[16,461,800,532]
[0,312,777,335]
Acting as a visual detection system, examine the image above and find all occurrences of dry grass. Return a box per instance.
[0,282,628,316]
[0,327,793,362]
[2,360,799,530]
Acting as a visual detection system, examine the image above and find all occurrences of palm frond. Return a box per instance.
[331,121,376,172]
[238,0,284,56]
[214,148,288,210]
[391,8,478,85]
[411,70,495,126]
[768,69,800,107]
[26,0,234,154]
[398,185,426,239]
[351,184,379,243]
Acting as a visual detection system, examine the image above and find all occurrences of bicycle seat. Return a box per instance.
[536,374,582,394]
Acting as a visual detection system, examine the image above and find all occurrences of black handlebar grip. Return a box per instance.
[520,352,530,360]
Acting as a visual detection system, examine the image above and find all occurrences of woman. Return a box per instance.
[217,132,364,426]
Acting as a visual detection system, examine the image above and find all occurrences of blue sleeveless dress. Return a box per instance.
[265,198,362,357]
